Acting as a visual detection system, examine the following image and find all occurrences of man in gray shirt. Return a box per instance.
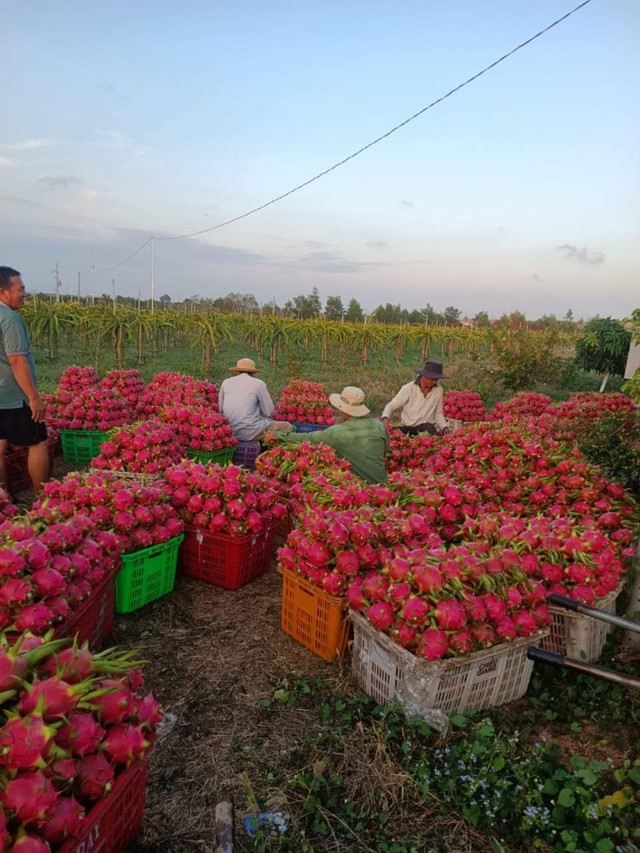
[0,267,48,492]
[218,358,293,442]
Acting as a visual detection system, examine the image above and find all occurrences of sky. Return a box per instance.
[1,0,639,319]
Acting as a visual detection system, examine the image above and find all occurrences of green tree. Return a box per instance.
[443,306,462,327]
[345,298,364,323]
[473,311,491,329]
[324,295,344,321]
[575,317,632,391]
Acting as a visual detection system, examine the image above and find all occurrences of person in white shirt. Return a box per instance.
[218,358,293,442]
[381,360,451,436]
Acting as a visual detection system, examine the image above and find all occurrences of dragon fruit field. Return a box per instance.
[0,361,639,853]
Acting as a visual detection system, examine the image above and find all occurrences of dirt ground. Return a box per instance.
[118,566,334,852]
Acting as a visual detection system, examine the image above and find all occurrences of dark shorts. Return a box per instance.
[0,403,47,447]
[399,422,439,436]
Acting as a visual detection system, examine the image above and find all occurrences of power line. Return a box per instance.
[95,236,153,271]
[98,0,593,263]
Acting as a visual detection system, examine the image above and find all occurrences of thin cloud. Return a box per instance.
[555,244,606,265]
[282,250,386,274]
[366,240,387,249]
[0,158,10,167]
[38,175,83,190]
[4,139,55,151]
[399,199,415,210]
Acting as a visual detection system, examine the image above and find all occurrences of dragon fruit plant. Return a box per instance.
[161,461,285,537]
[0,631,161,851]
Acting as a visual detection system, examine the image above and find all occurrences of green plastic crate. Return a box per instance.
[59,429,110,466]
[115,534,184,614]
[185,446,236,466]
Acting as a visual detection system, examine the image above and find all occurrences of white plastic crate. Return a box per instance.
[350,611,546,731]
[444,417,463,431]
[540,582,624,661]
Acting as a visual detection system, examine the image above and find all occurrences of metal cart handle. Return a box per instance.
[528,646,640,690]
[549,594,640,635]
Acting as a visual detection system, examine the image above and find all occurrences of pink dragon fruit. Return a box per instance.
[55,711,106,757]
[366,601,395,632]
[1,770,58,825]
[102,723,148,766]
[433,599,467,631]
[42,795,86,845]
[401,597,431,627]
[75,753,115,802]
[417,628,449,661]
[0,713,55,771]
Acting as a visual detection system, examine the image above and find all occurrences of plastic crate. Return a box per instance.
[115,535,184,614]
[59,429,110,466]
[58,759,148,853]
[232,440,262,470]
[292,422,331,433]
[279,567,348,662]
[5,438,59,493]
[179,525,276,590]
[5,447,30,493]
[539,583,623,661]
[55,573,116,650]
[186,446,236,466]
[444,418,463,431]
[91,468,162,486]
[350,611,547,731]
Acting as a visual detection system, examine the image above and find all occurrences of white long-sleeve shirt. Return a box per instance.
[218,373,275,441]
[381,380,447,430]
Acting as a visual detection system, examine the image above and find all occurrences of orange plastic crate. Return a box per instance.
[59,759,148,853]
[279,567,348,661]
[179,525,276,589]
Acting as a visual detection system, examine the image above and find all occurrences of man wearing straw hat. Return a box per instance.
[218,358,293,442]
[381,360,451,436]
[265,386,388,484]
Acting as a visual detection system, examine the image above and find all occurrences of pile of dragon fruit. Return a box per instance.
[33,473,184,555]
[442,390,488,422]
[159,406,236,454]
[272,380,336,426]
[0,631,161,851]
[101,369,146,415]
[91,419,185,476]
[44,386,131,433]
[0,514,118,636]
[161,461,286,537]
[276,393,639,662]
[136,373,218,418]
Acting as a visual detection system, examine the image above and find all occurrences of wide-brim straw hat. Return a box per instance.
[329,386,370,418]
[229,358,258,373]
[414,360,448,380]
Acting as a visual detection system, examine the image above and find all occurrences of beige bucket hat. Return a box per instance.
[329,386,370,417]
[229,358,258,373]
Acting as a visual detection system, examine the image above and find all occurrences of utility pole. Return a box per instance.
[52,263,61,302]
[112,279,116,315]
[137,290,141,312]
[150,236,155,315]
[77,272,81,300]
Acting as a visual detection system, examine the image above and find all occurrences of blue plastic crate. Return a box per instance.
[233,440,262,470]
[292,422,331,433]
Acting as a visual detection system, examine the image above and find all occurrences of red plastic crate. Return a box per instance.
[59,759,149,853]
[5,437,59,493]
[5,448,30,493]
[55,573,116,650]
[179,525,276,589]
